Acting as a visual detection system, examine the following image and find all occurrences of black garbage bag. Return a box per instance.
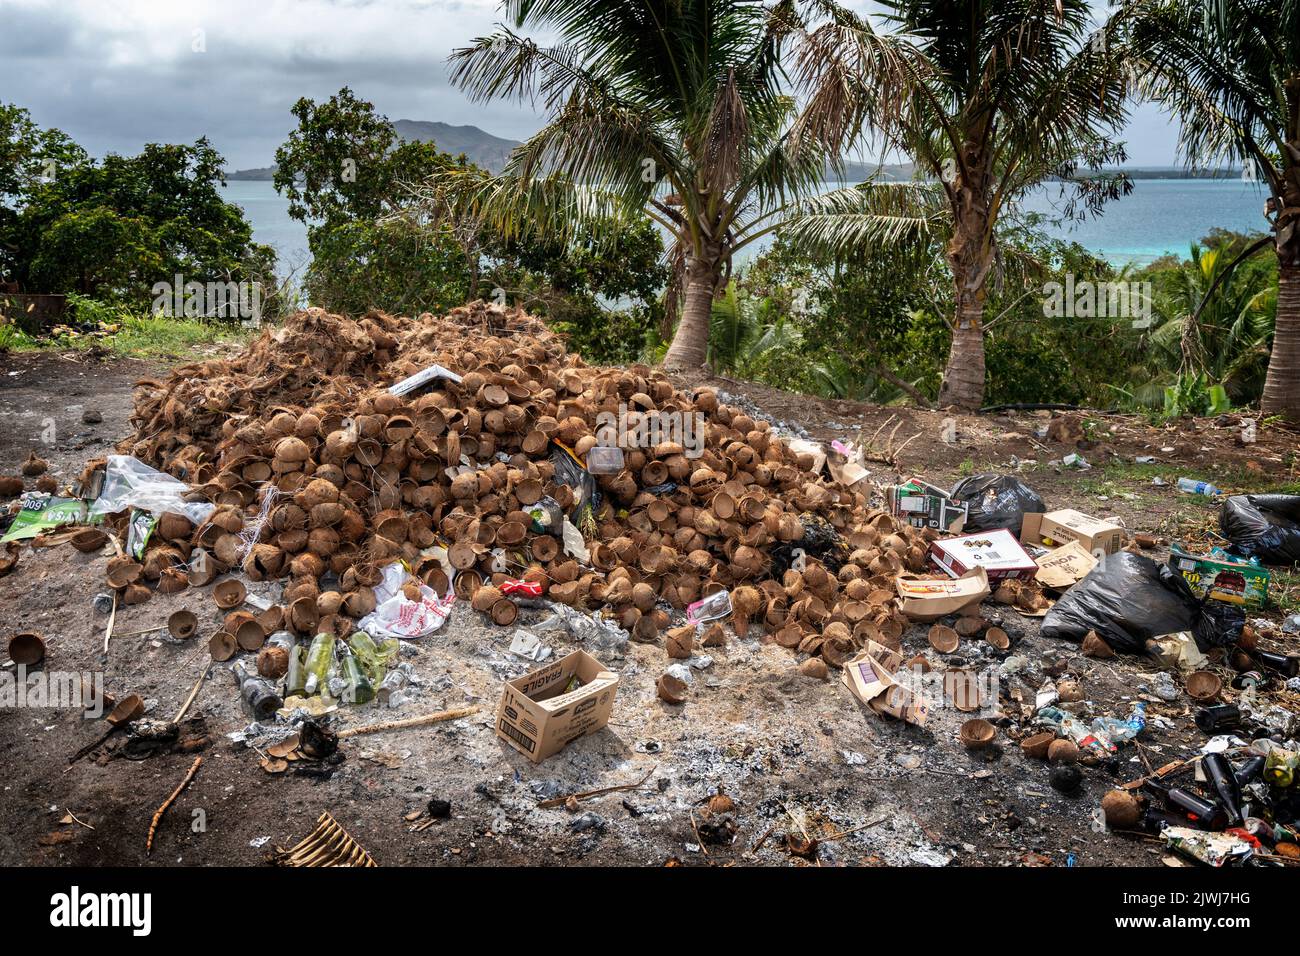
[1041,551,1243,655]
[770,513,851,577]
[949,473,1045,535]
[1219,494,1300,565]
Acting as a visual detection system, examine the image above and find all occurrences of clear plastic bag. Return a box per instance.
[89,455,214,524]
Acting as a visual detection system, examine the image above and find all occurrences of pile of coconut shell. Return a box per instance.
[96,301,948,667]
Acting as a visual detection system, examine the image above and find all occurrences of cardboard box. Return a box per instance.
[841,640,928,725]
[1021,509,1124,556]
[1034,540,1099,589]
[929,528,1038,582]
[895,568,990,621]
[495,650,619,762]
[885,477,968,533]
[1169,544,1270,609]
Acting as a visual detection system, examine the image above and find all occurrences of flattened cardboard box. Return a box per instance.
[929,528,1038,581]
[1034,540,1099,589]
[895,567,990,621]
[496,650,619,763]
[841,640,928,725]
[1021,509,1124,556]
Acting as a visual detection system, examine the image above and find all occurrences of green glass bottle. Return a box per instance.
[303,633,335,696]
[1264,748,1298,788]
[286,645,308,697]
[339,645,375,705]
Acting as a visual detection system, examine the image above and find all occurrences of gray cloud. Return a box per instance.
[0,0,545,168]
[0,0,1178,170]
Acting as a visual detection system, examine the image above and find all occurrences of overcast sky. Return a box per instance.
[1,0,1180,171]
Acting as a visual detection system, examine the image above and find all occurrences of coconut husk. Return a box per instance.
[209,632,238,662]
[213,578,246,609]
[168,610,198,640]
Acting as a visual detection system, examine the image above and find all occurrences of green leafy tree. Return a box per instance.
[445,0,919,370]
[782,1,1133,409]
[274,87,479,314]
[4,135,274,305]
[1122,0,1300,420]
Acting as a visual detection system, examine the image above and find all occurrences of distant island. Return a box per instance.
[226,120,524,180]
[225,124,1249,185]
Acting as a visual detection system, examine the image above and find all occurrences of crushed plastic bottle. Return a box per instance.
[1092,701,1147,747]
[1036,706,1112,755]
[1176,477,1221,496]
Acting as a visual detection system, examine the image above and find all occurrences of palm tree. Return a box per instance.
[1122,0,1300,420]
[789,1,1133,409]
[443,0,918,370]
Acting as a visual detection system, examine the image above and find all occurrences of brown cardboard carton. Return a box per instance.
[841,640,929,725]
[895,567,990,621]
[495,650,619,762]
[1034,540,1099,589]
[1021,509,1124,555]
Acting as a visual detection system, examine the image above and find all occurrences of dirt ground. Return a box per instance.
[2,349,1298,868]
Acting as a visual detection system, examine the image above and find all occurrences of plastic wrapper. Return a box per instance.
[1219,494,1300,565]
[357,562,455,640]
[535,602,629,656]
[90,455,214,524]
[949,473,1045,535]
[1041,551,1244,655]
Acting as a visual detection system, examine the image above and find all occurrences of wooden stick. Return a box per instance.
[172,663,211,724]
[146,756,202,855]
[101,591,118,657]
[538,766,656,809]
[335,705,479,739]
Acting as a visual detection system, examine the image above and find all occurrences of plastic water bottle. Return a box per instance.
[1092,701,1147,748]
[1176,477,1221,496]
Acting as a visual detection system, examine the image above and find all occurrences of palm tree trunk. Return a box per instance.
[939,229,990,409]
[940,295,987,409]
[1260,256,1300,420]
[663,256,720,370]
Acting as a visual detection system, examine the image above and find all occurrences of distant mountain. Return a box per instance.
[225,165,277,182]
[225,121,523,181]
[392,120,521,173]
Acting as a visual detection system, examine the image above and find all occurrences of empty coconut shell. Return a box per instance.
[209,631,238,662]
[1101,789,1142,829]
[927,624,959,654]
[167,610,198,640]
[8,632,46,666]
[1020,732,1055,760]
[656,672,689,705]
[257,645,289,679]
[959,718,996,750]
[1081,629,1116,659]
[984,626,1010,650]
[1048,739,1079,764]
[1186,670,1222,703]
[213,578,246,609]
[799,658,828,680]
[70,528,109,552]
[234,618,266,652]
[108,693,145,726]
[490,599,518,627]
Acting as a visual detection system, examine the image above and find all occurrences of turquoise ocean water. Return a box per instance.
[222,176,1272,275]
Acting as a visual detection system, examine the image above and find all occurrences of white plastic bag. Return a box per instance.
[90,455,214,524]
